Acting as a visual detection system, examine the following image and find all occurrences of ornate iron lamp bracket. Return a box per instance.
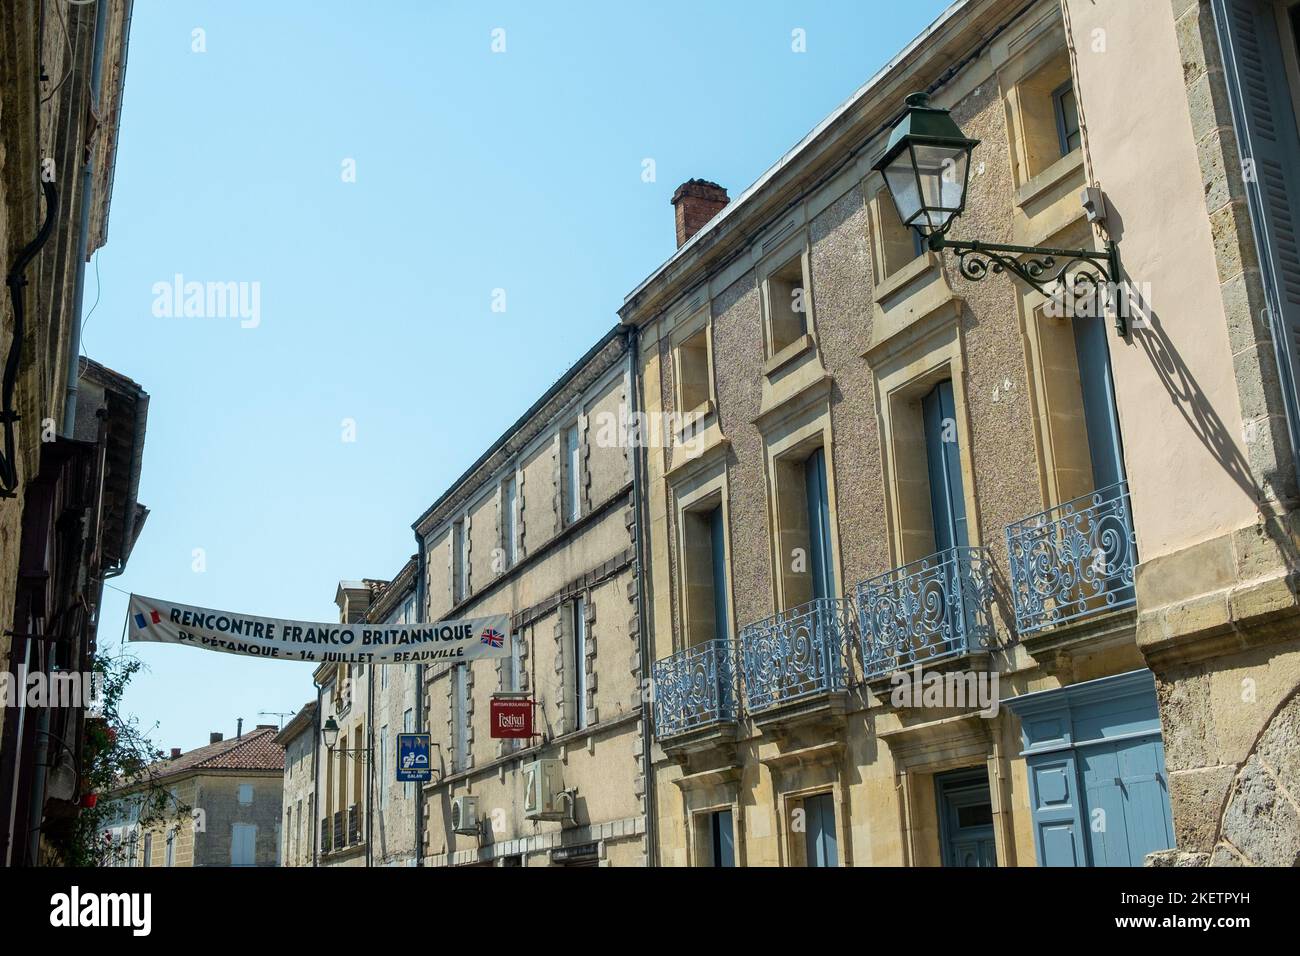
[930,235,1126,336]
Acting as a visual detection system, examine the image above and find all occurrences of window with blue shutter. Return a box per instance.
[708,505,729,639]
[922,380,968,552]
[709,809,736,867]
[802,792,838,867]
[803,448,834,600]
[1073,313,1125,495]
[1215,0,1300,479]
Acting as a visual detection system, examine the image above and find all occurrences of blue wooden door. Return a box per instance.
[804,448,834,601]
[1079,735,1174,866]
[922,380,968,552]
[1011,670,1174,867]
[937,769,997,867]
[1025,752,1088,866]
[803,792,838,867]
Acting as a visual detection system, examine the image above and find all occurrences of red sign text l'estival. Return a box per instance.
[490,697,533,739]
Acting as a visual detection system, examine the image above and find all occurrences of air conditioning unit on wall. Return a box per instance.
[522,759,567,821]
[451,795,479,834]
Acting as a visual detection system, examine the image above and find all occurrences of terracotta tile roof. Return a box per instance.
[151,727,284,780]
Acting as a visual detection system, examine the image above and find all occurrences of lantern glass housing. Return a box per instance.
[322,716,339,749]
[873,92,980,240]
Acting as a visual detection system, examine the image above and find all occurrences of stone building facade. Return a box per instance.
[0,2,140,866]
[626,0,1300,867]
[102,727,284,867]
[1071,0,1300,868]
[284,0,1300,868]
[275,701,317,867]
[413,326,647,867]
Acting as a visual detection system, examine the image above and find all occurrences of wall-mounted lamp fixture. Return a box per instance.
[874,92,1126,335]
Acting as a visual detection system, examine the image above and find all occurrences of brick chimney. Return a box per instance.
[210,732,223,744]
[170,748,181,759]
[671,179,728,248]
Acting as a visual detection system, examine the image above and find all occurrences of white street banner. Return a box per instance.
[126,593,510,665]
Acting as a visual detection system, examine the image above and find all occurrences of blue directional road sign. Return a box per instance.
[396,733,432,783]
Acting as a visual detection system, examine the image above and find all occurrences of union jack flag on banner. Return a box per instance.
[480,627,505,649]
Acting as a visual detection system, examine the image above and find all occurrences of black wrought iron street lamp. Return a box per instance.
[874,92,1125,335]
[321,716,369,762]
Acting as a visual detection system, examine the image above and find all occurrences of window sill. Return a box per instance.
[1016,147,1084,210]
[674,400,715,445]
[873,249,942,308]
[763,333,816,378]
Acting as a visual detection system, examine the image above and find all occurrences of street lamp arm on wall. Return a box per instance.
[874,91,1129,336]
[928,234,1126,335]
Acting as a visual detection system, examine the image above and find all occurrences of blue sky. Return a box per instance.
[92,0,954,752]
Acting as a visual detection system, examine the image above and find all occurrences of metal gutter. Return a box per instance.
[62,0,111,435]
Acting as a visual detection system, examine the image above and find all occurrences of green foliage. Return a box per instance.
[60,650,191,867]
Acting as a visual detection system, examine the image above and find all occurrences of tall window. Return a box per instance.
[403,708,415,798]
[165,829,175,867]
[764,254,809,355]
[378,725,388,811]
[453,665,470,771]
[504,473,519,566]
[572,597,588,731]
[231,824,257,866]
[801,792,838,868]
[564,425,581,524]
[683,502,729,644]
[1073,309,1124,495]
[452,520,468,603]
[804,448,834,601]
[676,327,712,413]
[922,380,969,553]
[238,783,254,806]
[708,809,736,867]
[1052,80,1081,155]
[142,833,152,867]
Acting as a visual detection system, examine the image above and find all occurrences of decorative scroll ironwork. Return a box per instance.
[854,547,994,681]
[1005,481,1137,635]
[936,237,1126,335]
[652,638,738,739]
[738,598,847,713]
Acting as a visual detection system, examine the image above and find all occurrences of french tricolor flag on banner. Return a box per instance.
[133,609,161,629]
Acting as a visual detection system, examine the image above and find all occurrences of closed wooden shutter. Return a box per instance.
[1215,0,1300,473]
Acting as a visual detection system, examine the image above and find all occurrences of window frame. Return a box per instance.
[572,596,588,732]
[1051,79,1080,157]
[760,247,814,361]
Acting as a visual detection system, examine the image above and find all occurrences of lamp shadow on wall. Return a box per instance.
[1109,214,1300,573]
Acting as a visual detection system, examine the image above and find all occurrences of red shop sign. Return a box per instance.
[490,696,534,739]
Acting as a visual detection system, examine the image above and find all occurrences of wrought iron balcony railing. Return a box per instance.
[1005,481,1136,635]
[652,638,738,739]
[855,546,994,680]
[739,597,848,713]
